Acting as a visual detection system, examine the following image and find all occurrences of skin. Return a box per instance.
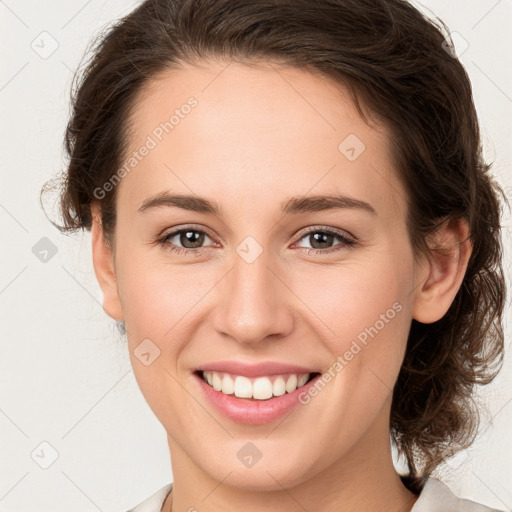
[91,60,472,512]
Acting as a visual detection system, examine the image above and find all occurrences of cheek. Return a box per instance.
[293,250,413,391]
[115,251,200,423]
[115,243,212,338]
[292,252,410,338]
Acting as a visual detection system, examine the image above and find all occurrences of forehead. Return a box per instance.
[119,60,406,222]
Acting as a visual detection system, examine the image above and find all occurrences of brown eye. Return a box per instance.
[308,232,336,249]
[158,227,216,255]
[175,230,206,249]
[295,227,356,254]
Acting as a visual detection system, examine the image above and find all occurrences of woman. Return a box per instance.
[43,0,508,510]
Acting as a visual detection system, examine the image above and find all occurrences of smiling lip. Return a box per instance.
[193,373,322,424]
[195,360,319,378]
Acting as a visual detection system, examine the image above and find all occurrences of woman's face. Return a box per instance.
[100,61,429,490]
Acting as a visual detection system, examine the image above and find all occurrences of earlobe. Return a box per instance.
[411,217,473,324]
[90,203,124,322]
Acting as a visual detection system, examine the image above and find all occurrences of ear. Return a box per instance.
[90,202,124,322]
[411,217,473,324]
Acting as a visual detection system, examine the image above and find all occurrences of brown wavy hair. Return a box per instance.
[41,0,508,492]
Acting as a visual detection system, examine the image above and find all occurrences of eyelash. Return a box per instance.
[156,225,356,256]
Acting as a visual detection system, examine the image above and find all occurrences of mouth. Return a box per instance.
[194,370,322,401]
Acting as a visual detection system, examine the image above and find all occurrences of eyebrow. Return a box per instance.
[137,192,377,216]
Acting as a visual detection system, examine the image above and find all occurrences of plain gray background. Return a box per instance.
[1,1,511,511]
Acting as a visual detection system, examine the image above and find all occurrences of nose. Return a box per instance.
[211,247,294,345]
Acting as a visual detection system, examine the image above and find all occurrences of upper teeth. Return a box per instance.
[202,371,311,400]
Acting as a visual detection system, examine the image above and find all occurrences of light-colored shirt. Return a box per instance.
[126,477,507,511]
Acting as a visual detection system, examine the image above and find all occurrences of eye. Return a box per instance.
[157,226,216,256]
[293,227,356,254]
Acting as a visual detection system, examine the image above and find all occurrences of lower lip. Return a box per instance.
[193,372,321,425]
